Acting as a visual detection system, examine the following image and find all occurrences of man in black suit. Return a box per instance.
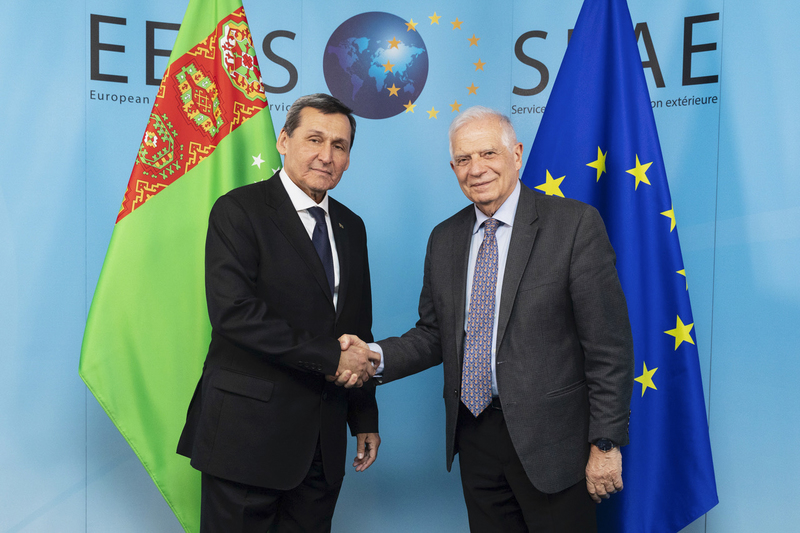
[342,106,633,531]
[178,93,380,532]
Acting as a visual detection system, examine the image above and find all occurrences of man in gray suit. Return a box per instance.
[339,106,634,531]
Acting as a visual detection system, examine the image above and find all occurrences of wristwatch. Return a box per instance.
[593,438,617,452]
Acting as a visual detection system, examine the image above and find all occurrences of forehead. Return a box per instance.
[451,117,503,154]
[295,107,351,140]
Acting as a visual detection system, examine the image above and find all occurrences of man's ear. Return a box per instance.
[276,129,288,155]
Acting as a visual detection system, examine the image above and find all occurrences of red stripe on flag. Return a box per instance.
[117,7,268,223]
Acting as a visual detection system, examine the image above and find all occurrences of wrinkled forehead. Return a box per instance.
[450,118,504,155]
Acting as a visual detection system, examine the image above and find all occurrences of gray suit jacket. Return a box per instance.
[378,182,633,494]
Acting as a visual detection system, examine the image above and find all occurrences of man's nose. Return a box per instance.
[467,157,487,175]
[317,143,333,163]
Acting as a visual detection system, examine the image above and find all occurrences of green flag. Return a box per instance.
[79,0,280,530]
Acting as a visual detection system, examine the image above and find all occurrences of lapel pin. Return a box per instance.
[339,223,344,229]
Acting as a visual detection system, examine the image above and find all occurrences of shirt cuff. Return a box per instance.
[368,342,384,376]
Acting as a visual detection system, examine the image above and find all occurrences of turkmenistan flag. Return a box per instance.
[79,0,280,530]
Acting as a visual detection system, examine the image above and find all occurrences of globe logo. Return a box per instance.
[324,12,429,120]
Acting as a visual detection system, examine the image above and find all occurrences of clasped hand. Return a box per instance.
[324,334,380,388]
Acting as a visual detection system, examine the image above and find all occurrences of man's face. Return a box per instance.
[450,117,523,216]
[277,107,352,203]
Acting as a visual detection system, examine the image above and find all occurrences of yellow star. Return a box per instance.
[473,58,486,71]
[404,100,417,113]
[467,83,479,95]
[429,12,441,25]
[586,147,607,182]
[382,60,395,73]
[468,34,480,46]
[406,19,418,32]
[387,36,401,49]
[534,170,565,197]
[626,154,652,190]
[664,315,695,350]
[661,204,676,232]
[450,100,462,112]
[387,84,400,97]
[427,106,439,119]
[451,18,463,30]
[634,362,658,397]
[677,269,688,290]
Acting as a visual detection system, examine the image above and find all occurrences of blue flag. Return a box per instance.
[521,0,718,531]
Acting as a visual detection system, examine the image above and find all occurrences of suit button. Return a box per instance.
[454,389,459,397]
[322,392,328,400]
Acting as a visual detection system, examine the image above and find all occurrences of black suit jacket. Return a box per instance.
[379,183,633,493]
[178,173,377,490]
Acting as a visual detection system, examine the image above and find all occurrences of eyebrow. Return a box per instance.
[306,129,349,147]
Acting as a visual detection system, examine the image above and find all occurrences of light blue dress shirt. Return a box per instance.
[465,180,521,396]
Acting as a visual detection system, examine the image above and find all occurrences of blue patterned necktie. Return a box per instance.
[307,206,335,297]
[461,218,500,417]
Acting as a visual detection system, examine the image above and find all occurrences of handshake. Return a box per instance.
[325,334,380,388]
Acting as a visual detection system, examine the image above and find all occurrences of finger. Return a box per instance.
[356,434,366,460]
[334,370,352,386]
[361,436,380,471]
[586,480,601,504]
[368,350,381,365]
[348,335,366,348]
[343,372,360,389]
[325,375,336,382]
[612,475,624,492]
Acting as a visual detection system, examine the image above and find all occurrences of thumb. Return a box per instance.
[339,334,351,350]
[356,434,366,459]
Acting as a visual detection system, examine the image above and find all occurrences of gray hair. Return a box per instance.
[448,106,518,160]
[283,93,357,150]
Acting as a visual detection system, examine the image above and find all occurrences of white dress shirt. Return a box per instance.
[279,169,340,308]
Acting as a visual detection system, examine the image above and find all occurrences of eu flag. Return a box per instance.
[521,0,719,531]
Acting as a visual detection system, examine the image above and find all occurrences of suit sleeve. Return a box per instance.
[378,229,445,383]
[205,194,341,375]
[569,206,634,446]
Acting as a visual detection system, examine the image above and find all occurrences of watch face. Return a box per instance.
[595,439,615,451]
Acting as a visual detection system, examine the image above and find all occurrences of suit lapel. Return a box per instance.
[451,208,475,363]
[263,175,335,307]
[329,202,348,317]
[496,184,539,351]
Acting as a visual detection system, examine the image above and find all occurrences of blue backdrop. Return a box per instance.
[1,0,797,531]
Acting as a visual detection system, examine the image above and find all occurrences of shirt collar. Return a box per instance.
[280,168,330,214]
[472,179,521,234]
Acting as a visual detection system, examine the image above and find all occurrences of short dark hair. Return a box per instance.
[282,93,357,150]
